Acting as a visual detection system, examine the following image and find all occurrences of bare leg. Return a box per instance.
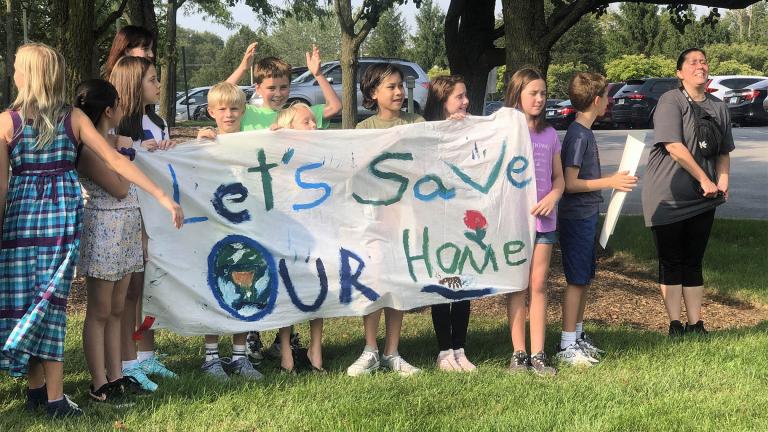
[506,292,527,352]
[660,284,683,321]
[204,335,219,345]
[279,326,293,370]
[383,308,403,356]
[121,272,142,362]
[308,318,323,369]
[27,357,45,389]
[363,309,382,350]
[529,244,552,354]
[562,283,586,333]
[132,272,154,353]
[42,360,64,401]
[106,274,131,381]
[83,277,115,389]
[682,286,704,323]
[576,284,589,325]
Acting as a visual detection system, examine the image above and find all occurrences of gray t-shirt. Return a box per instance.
[559,122,603,219]
[642,89,735,227]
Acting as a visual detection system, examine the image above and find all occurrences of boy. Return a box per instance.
[195,82,265,380]
[225,42,341,130]
[223,43,341,361]
[556,72,637,366]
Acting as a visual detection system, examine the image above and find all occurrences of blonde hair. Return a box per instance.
[109,56,155,141]
[11,43,68,149]
[273,103,312,129]
[207,82,246,109]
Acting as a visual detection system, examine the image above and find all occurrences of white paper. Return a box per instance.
[599,131,646,249]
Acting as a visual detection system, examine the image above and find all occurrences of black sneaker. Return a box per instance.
[47,394,83,418]
[25,385,47,412]
[529,352,557,376]
[507,350,529,373]
[89,381,121,403]
[668,320,685,338]
[117,375,153,397]
[685,320,708,335]
[246,331,264,361]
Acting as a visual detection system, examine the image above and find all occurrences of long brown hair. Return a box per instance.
[103,25,155,79]
[109,56,160,141]
[423,75,465,121]
[504,67,547,133]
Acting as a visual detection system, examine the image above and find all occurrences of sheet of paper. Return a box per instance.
[599,131,646,249]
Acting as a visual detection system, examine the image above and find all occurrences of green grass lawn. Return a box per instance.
[2,217,767,431]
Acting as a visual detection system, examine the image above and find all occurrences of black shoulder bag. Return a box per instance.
[679,87,723,159]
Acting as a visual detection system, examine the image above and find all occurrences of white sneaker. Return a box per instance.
[453,348,477,372]
[577,333,605,359]
[436,350,462,372]
[555,343,599,366]
[382,354,421,376]
[346,349,380,377]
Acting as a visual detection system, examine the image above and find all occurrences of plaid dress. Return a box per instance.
[0,110,82,376]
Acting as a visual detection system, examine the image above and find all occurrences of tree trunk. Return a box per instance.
[339,32,359,129]
[160,0,178,127]
[445,0,504,115]
[501,0,550,78]
[4,0,15,106]
[126,0,158,58]
[55,0,96,100]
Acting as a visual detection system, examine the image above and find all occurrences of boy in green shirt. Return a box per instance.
[225,43,341,130]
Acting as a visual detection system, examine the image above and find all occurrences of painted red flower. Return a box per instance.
[463,210,488,231]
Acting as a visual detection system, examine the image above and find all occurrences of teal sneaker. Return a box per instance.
[140,356,178,378]
[122,366,158,392]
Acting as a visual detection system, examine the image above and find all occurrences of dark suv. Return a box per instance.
[611,78,678,129]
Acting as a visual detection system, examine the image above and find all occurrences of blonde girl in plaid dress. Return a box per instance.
[0,43,183,418]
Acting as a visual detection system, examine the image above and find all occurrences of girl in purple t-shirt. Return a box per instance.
[503,68,564,375]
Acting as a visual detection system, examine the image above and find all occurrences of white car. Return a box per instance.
[706,75,766,101]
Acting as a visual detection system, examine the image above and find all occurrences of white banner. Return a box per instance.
[135,108,537,335]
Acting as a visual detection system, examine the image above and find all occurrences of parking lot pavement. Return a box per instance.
[557,127,768,220]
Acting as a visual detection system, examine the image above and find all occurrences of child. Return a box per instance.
[556,72,637,366]
[103,25,155,79]
[224,43,341,360]
[270,103,325,373]
[75,79,149,401]
[195,83,264,380]
[109,56,176,391]
[503,68,564,376]
[421,75,476,372]
[0,43,182,418]
[347,63,424,377]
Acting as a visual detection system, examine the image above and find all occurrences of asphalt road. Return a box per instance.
[557,126,768,220]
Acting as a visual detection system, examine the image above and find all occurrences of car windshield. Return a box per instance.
[291,63,335,84]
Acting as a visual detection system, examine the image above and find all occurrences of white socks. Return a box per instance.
[560,331,577,350]
[575,321,584,335]
[137,351,154,362]
[205,343,219,362]
[122,359,139,371]
[232,344,246,361]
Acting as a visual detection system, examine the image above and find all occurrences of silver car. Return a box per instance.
[176,86,253,122]
[287,58,430,116]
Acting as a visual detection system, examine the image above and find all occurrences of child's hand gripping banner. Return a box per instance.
[134,108,537,335]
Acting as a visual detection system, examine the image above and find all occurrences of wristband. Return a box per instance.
[118,147,136,161]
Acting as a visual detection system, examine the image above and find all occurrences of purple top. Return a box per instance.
[529,126,561,233]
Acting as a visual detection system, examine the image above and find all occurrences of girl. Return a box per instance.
[75,79,147,402]
[103,25,155,79]
[503,68,564,376]
[109,56,175,392]
[347,63,424,377]
[422,75,476,372]
[0,43,182,418]
[272,103,325,373]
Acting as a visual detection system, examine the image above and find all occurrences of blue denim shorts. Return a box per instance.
[559,213,598,285]
[535,231,559,245]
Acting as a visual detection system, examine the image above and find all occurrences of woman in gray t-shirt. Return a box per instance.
[641,48,734,337]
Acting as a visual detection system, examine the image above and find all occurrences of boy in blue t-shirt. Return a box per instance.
[556,72,638,366]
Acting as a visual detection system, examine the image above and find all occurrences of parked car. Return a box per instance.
[706,75,766,101]
[484,100,503,115]
[724,78,768,126]
[611,78,678,129]
[288,57,430,117]
[594,82,625,128]
[176,86,254,122]
[546,100,576,130]
[192,87,256,121]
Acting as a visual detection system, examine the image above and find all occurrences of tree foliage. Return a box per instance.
[268,10,341,67]
[409,0,447,70]
[364,7,408,58]
[547,62,589,99]
[604,55,676,82]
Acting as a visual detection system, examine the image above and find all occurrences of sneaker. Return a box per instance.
[123,366,158,392]
[555,343,599,366]
[529,352,557,376]
[201,357,230,381]
[88,381,125,403]
[436,350,462,371]
[685,320,708,335]
[47,394,83,418]
[25,385,47,412]
[266,332,302,359]
[246,331,264,361]
[669,320,686,338]
[381,354,421,377]
[228,357,264,380]
[507,351,529,373]
[346,349,380,377]
[577,333,605,359]
[139,355,178,378]
[117,376,152,397]
[453,348,477,372]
